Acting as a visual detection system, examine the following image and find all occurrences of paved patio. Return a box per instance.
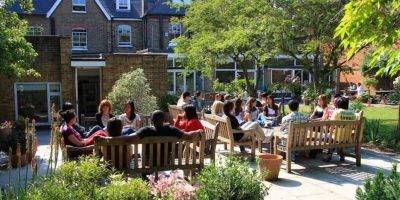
[1,129,399,200]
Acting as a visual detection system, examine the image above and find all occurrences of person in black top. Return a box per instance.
[223,101,244,142]
[95,99,114,129]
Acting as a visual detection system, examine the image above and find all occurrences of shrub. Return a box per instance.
[148,170,197,200]
[107,68,158,116]
[364,119,381,144]
[351,100,366,112]
[358,93,372,103]
[213,79,254,97]
[197,157,268,200]
[356,164,400,200]
[159,94,179,112]
[286,82,303,99]
[96,174,152,200]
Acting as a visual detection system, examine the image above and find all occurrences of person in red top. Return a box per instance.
[60,110,108,147]
[174,105,204,133]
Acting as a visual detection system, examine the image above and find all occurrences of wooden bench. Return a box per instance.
[204,114,260,158]
[200,120,220,162]
[274,119,364,172]
[94,135,205,178]
[168,105,184,121]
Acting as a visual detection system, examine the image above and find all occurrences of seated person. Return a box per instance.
[223,101,245,152]
[117,110,202,166]
[174,105,204,132]
[310,95,329,120]
[192,91,205,112]
[118,100,141,135]
[177,92,191,107]
[95,99,114,129]
[107,117,123,137]
[278,100,308,161]
[244,98,260,122]
[60,110,108,147]
[233,98,245,125]
[59,102,102,138]
[104,118,132,168]
[211,101,224,117]
[331,97,356,121]
[280,100,308,134]
[258,95,279,127]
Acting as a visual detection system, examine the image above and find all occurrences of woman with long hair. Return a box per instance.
[119,100,141,135]
[244,97,259,122]
[174,105,204,132]
[211,101,224,116]
[177,92,191,107]
[95,99,114,128]
[233,98,245,125]
[311,94,329,120]
[60,111,108,147]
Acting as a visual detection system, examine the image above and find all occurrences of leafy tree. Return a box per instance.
[336,0,400,77]
[174,0,280,96]
[107,68,158,116]
[0,0,38,78]
[276,0,348,91]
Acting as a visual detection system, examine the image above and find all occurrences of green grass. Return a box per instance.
[363,106,398,144]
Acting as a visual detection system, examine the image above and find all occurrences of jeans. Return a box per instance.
[122,127,135,136]
[82,125,102,138]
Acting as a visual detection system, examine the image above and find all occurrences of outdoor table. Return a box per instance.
[375,90,394,103]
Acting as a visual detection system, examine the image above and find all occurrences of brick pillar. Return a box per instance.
[59,37,75,105]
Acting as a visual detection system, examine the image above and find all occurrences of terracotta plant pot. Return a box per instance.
[258,153,283,181]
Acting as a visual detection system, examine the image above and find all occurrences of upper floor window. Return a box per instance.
[72,0,86,12]
[72,28,87,50]
[27,26,44,36]
[116,0,130,10]
[169,23,182,35]
[117,25,132,46]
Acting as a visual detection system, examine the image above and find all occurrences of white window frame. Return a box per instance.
[116,0,130,11]
[27,26,44,36]
[72,28,87,50]
[72,0,86,13]
[14,82,62,126]
[117,25,132,47]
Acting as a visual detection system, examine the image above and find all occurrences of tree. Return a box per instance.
[107,68,158,116]
[276,0,348,91]
[0,0,38,78]
[173,0,280,96]
[336,0,400,77]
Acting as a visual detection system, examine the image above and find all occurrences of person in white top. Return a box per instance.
[356,83,365,97]
[177,92,191,107]
[119,100,141,135]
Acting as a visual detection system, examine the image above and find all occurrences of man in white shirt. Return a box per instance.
[356,83,365,97]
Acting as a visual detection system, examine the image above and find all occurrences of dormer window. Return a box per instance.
[116,0,130,11]
[72,0,86,12]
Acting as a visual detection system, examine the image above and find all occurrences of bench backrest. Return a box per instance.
[287,119,364,150]
[204,114,234,144]
[94,135,205,175]
[169,105,184,120]
[200,120,220,160]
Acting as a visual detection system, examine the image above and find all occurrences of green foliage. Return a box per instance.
[302,87,318,101]
[388,77,400,104]
[1,0,39,78]
[107,68,158,116]
[2,156,152,200]
[159,94,179,112]
[213,79,254,97]
[336,0,400,77]
[351,100,366,112]
[96,175,152,200]
[356,164,400,200]
[286,83,303,98]
[358,93,373,103]
[174,0,280,92]
[364,119,382,144]
[197,157,268,200]
[363,77,379,91]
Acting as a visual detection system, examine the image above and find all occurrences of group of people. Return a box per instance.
[59,99,205,148]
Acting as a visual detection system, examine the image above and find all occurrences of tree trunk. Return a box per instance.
[237,61,256,97]
[313,47,321,92]
[254,65,263,93]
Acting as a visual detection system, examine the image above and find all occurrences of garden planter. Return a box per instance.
[258,153,283,181]
[0,128,11,141]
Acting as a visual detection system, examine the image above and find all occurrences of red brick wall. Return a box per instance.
[0,36,69,121]
[102,53,168,100]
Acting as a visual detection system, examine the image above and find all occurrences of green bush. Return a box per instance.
[356,164,400,200]
[364,119,381,144]
[197,157,268,200]
[2,157,151,200]
[286,83,303,99]
[213,79,254,97]
[351,100,366,112]
[358,93,372,103]
[159,94,179,112]
[107,68,158,116]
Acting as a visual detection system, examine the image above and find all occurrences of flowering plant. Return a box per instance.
[0,121,12,129]
[148,170,197,200]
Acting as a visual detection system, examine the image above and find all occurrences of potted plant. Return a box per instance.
[258,153,283,181]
